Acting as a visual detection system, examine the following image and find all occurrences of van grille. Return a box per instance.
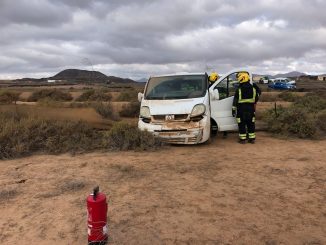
[152,114,188,122]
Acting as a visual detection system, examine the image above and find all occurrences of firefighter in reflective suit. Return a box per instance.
[232,72,260,144]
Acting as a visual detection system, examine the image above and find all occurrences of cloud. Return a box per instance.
[0,0,326,79]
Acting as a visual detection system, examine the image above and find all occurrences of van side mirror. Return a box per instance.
[210,89,219,100]
[138,92,144,102]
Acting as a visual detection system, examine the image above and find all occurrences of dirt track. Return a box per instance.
[0,132,325,245]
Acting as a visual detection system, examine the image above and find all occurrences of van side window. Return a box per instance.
[214,73,238,100]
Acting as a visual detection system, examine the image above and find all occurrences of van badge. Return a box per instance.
[165,115,174,121]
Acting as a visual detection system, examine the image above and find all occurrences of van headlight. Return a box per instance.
[140,106,151,118]
[190,104,206,117]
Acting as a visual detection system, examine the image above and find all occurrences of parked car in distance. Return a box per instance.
[259,76,271,84]
[272,77,296,85]
[268,79,296,90]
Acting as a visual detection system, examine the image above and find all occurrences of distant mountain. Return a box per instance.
[50,69,107,82]
[272,71,306,78]
[136,78,148,83]
[49,69,136,83]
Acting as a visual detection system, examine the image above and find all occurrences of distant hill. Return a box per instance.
[272,71,306,78]
[136,78,148,83]
[253,71,307,80]
[49,69,136,83]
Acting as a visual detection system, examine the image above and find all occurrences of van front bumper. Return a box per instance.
[138,116,210,144]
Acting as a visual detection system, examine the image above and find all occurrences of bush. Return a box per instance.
[93,102,119,120]
[28,89,72,102]
[278,92,298,102]
[316,110,326,132]
[116,89,138,102]
[0,90,20,104]
[293,93,326,112]
[263,106,316,138]
[0,112,101,159]
[36,97,64,107]
[0,112,161,159]
[263,92,326,138]
[119,102,140,117]
[76,89,112,102]
[104,122,162,151]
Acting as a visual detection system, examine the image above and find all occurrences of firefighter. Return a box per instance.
[209,72,219,87]
[232,72,260,144]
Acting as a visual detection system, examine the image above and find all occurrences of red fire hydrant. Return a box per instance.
[87,186,108,245]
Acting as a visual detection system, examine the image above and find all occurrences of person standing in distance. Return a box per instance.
[232,72,260,144]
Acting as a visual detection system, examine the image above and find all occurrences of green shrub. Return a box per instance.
[119,102,140,117]
[93,102,119,120]
[104,122,162,151]
[28,89,72,102]
[0,90,20,104]
[116,89,138,102]
[278,92,298,102]
[76,89,111,102]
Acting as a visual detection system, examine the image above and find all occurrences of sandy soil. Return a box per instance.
[0,132,325,245]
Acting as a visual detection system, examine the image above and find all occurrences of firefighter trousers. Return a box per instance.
[237,112,256,140]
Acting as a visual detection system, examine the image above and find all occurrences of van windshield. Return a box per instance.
[145,75,207,100]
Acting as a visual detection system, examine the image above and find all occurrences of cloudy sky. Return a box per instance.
[0,0,326,80]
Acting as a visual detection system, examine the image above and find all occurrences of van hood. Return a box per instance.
[142,97,205,115]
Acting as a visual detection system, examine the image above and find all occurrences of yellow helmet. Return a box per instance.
[209,72,219,82]
[237,72,250,83]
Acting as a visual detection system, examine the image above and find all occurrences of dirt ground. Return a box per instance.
[0,132,325,245]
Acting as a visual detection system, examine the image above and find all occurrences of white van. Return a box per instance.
[138,69,253,144]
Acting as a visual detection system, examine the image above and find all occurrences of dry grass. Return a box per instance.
[27,89,73,102]
[263,93,326,138]
[93,102,120,121]
[103,122,162,151]
[76,89,112,102]
[0,111,159,159]
[116,89,139,102]
[119,102,140,117]
[60,179,86,193]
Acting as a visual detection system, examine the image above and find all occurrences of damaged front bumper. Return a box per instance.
[138,115,210,144]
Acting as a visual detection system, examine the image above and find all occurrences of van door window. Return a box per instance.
[214,73,238,100]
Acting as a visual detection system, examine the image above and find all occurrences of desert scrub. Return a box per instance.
[293,93,326,112]
[93,102,119,120]
[119,102,140,117]
[263,93,326,138]
[0,111,102,159]
[116,89,139,102]
[28,89,73,102]
[76,89,111,102]
[316,110,326,132]
[278,91,298,102]
[104,122,162,151]
[0,90,20,104]
[0,112,161,159]
[259,93,278,102]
